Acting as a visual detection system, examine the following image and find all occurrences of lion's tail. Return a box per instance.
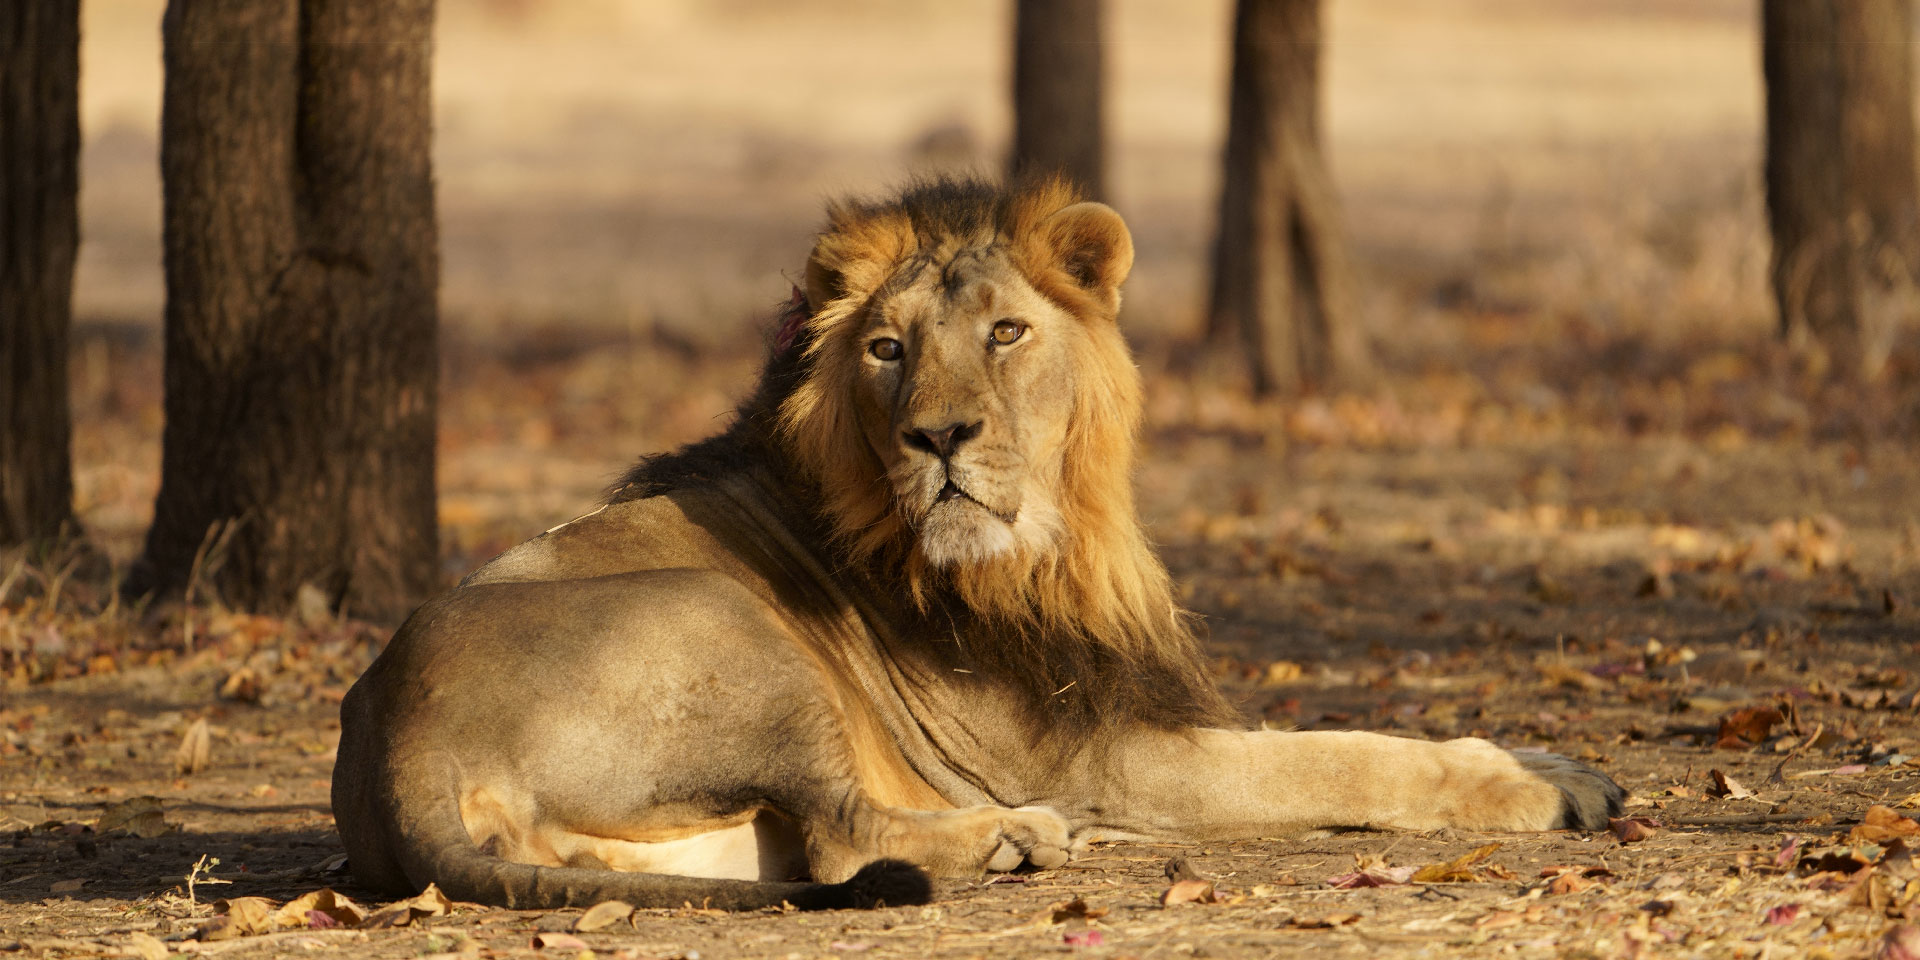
[379,762,932,912]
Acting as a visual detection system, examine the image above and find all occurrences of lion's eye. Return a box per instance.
[869,338,902,361]
[990,320,1026,346]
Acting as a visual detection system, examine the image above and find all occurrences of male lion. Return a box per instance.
[333,177,1623,911]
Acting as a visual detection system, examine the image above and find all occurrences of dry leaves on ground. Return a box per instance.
[1708,769,1755,800]
[1717,706,1785,750]
[1410,842,1506,883]
[175,717,211,774]
[571,899,635,932]
[1855,806,1920,845]
[1541,864,1613,896]
[195,884,448,941]
[1609,816,1661,843]
[1327,854,1418,889]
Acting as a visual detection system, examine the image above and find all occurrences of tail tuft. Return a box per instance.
[800,859,932,910]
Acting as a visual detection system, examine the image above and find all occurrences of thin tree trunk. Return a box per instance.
[1011,0,1106,199]
[139,0,439,619]
[0,0,80,547]
[1205,0,1363,396]
[1763,0,1919,380]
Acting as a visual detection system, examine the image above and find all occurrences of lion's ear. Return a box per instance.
[1037,201,1134,315]
[803,246,844,315]
[804,210,914,314]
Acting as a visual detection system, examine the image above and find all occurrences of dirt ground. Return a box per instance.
[7,326,1920,959]
[12,0,1920,957]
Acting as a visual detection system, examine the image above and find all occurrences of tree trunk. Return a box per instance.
[0,0,80,547]
[1011,0,1106,199]
[139,0,439,620]
[1762,0,1919,381]
[1205,0,1364,396]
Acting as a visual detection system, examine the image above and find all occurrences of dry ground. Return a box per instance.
[12,0,1920,957]
[7,326,1920,959]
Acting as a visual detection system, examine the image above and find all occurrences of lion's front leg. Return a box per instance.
[1060,729,1624,841]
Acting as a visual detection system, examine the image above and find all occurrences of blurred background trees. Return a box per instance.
[132,0,439,620]
[1010,0,1106,199]
[1762,0,1918,382]
[0,0,81,548]
[4,1,1920,622]
[1205,0,1363,396]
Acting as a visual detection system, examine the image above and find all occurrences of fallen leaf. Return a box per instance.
[1411,843,1502,883]
[1854,806,1920,844]
[219,667,260,703]
[1326,865,1415,889]
[1609,817,1660,843]
[1850,868,1895,912]
[1063,929,1104,948]
[1048,898,1108,923]
[1540,865,1613,879]
[1775,837,1801,869]
[1881,924,1920,960]
[360,883,452,928]
[126,931,170,960]
[1289,912,1360,929]
[271,888,366,929]
[573,899,634,932]
[50,878,86,894]
[1538,662,1605,692]
[197,896,276,940]
[1161,879,1218,905]
[1883,839,1918,877]
[1259,661,1304,686]
[1765,903,1801,925]
[1716,706,1783,750]
[529,932,590,950]
[1541,866,1608,894]
[1708,770,1754,800]
[1833,764,1870,776]
[176,717,212,775]
[1801,848,1877,876]
[1475,910,1525,931]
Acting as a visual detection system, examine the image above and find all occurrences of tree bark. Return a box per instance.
[1011,0,1106,199]
[1205,0,1363,396]
[139,0,439,619]
[0,0,80,547]
[1762,0,1919,380]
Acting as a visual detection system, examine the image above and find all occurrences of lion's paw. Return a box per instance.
[983,806,1072,872]
[1512,751,1626,830]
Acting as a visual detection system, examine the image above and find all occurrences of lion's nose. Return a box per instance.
[903,420,982,460]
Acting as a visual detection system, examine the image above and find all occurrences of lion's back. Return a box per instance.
[460,487,761,589]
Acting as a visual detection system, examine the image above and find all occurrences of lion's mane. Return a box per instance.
[612,177,1237,734]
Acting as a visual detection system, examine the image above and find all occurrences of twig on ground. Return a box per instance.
[1665,813,1815,827]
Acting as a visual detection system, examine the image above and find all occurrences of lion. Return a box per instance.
[333,176,1623,911]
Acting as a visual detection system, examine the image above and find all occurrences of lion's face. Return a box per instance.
[842,250,1084,567]
[781,182,1139,588]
